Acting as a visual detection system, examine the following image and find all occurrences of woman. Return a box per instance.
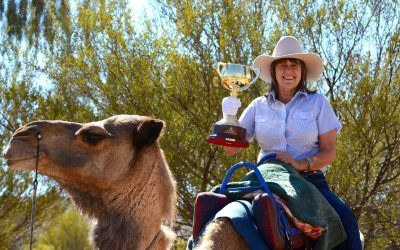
[222,36,362,249]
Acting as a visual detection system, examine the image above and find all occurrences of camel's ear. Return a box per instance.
[136,119,164,147]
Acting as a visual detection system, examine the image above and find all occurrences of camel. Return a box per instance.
[196,209,365,250]
[196,218,249,250]
[3,115,176,250]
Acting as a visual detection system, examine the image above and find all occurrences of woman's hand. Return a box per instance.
[222,96,241,116]
[276,151,307,172]
[276,151,294,165]
[224,133,252,155]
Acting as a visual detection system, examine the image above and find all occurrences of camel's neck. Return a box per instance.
[92,211,164,250]
[61,147,175,249]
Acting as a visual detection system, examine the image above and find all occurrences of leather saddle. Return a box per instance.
[192,154,310,249]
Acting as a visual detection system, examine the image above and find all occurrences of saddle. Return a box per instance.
[192,154,311,250]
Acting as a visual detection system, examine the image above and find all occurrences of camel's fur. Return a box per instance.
[196,218,249,250]
[4,115,176,249]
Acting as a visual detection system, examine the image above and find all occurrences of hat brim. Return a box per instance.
[253,53,324,83]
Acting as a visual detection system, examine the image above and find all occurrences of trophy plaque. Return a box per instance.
[206,62,260,147]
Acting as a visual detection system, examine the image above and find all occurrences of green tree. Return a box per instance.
[0,19,94,247]
[267,1,400,248]
[0,54,68,248]
[31,208,91,250]
[333,30,400,248]
[1,0,399,248]
[154,0,273,234]
[0,0,71,47]
[39,0,271,237]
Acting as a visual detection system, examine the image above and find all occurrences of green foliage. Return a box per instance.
[0,0,399,248]
[330,30,400,247]
[31,209,91,250]
[1,0,71,47]
[0,28,89,248]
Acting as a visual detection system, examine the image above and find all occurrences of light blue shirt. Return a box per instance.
[239,90,342,162]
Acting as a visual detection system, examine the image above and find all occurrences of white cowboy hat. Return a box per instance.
[253,36,323,83]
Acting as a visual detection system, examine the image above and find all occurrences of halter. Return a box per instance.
[29,132,41,250]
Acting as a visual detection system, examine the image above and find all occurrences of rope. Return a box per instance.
[29,132,41,250]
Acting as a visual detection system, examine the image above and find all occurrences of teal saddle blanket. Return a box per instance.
[212,160,347,250]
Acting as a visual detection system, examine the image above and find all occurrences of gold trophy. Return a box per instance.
[206,62,260,147]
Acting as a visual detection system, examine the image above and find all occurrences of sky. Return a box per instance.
[128,0,153,19]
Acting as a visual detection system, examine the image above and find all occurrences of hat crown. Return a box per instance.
[272,36,304,57]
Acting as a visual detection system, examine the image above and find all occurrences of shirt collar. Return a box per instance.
[266,89,308,102]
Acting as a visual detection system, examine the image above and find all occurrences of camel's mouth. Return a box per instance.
[4,140,43,171]
[6,154,41,170]
[6,155,37,164]
[3,132,44,170]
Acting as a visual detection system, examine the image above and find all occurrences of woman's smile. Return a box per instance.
[282,76,296,81]
[276,60,302,91]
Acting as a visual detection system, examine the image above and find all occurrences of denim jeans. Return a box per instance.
[304,172,362,250]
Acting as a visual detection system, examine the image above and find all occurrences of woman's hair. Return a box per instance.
[269,58,316,98]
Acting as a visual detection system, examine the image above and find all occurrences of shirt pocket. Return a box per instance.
[255,114,275,125]
[255,114,279,146]
[293,112,315,122]
[291,112,318,144]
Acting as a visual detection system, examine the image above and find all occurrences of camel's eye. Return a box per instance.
[82,132,107,145]
[76,126,111,146]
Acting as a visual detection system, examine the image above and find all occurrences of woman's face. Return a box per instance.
[274,59,302,93]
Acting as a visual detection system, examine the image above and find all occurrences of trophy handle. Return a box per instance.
[216,62,226,76]
[249,66,261,85]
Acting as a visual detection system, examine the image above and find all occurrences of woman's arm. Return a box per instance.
[278,129,337,172]
[224,133,252,155]
[306,129,337,170]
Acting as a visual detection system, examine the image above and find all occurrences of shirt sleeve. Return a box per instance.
[317,95,342,135]
[239,99,256,138]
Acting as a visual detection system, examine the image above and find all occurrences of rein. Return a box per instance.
[145,230,162,250]
[29,132,42,250]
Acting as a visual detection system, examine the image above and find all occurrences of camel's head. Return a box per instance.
[3,115,164,190]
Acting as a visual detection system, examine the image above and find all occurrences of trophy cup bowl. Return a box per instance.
[206,62,260,147]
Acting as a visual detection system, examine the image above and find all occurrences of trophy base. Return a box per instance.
[206,124,249,148]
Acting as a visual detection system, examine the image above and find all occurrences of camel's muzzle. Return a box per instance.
[3,128,42,171]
